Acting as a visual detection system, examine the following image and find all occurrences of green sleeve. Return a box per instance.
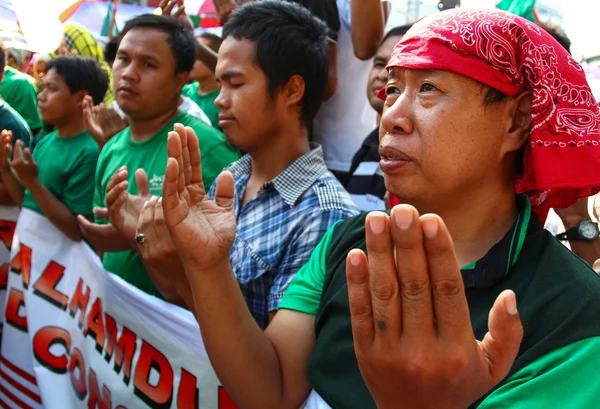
[0,78,41,133]
[62,150,100,216]
[198,129,240,188]
[279,222,340,315]
[478,337,600,408]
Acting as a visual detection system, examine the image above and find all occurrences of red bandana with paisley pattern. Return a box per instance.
[385,8,600,215]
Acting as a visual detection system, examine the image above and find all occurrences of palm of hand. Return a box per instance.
[113,192,151,238]
[169,185,236,267]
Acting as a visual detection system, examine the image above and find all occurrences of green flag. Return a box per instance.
[100,2,118,37]
[496,0,537,22]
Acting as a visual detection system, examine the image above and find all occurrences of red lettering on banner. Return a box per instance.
[88,368,112,409]
[83,298,106,353]
[5,288,27,331]
[33,260,68,310]
[0,220,16,250]
[10,243,32,289]
[32,326,70,374]
[104,313,137,386]
[133,341,174,409]
[69,347,87,400]
[218,386,239,409]
[0,264,8,290]
[69,278,91,328]
[176,369,199,409]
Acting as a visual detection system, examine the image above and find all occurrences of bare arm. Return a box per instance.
[24,179,83,241]
[0,175,22,206]
[186,260,315,409]
[563,217,600,266]
[196,42,218,74]
[350,0,385,60]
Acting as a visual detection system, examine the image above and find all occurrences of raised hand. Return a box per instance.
[213,0,240,25]
[159,0,194,31]
[0,130,12,172]
[82,96,128,149]
[11,140,38,188]
[347,205,523,409]
[162,124,237,270]
[105,166,153,241]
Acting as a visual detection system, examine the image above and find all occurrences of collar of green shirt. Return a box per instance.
[461,194,540,289]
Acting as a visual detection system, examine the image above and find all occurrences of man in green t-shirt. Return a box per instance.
[182,33,222,130]
[157,6,600,409]
[0,42,42,136]
[0,55,108,241]
[77,14,239,300]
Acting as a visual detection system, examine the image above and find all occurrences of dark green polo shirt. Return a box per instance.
[280,195,600,408]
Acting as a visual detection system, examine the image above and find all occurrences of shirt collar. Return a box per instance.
[227,143,329,207]
[461,195,541,289]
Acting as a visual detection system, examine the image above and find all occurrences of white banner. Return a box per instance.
[0,208,239,409]
[0,206,19,345]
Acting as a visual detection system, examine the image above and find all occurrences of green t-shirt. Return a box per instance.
[280,197,600,408]
[94,112,240,298]
[182,83,221,130]
[0,67,42,134]
[22,130,99,216]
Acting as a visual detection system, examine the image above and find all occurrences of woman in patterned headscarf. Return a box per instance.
[54,23,114,105]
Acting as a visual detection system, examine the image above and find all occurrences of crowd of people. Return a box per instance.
[1,0,600,407]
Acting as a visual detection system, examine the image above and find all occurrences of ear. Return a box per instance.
[73,90,89,107]
[175,71,190,93]
[284,74,306,107]
[504,91,533,153]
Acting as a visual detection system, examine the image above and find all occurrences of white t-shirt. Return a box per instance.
[312,0,378,173]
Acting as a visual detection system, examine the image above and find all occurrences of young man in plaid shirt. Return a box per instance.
[111,2,359,326]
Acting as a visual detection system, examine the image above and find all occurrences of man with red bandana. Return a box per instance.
[162,8,600,409]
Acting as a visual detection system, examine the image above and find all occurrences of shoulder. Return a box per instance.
[306,172,360,215]
[179,113,221,138]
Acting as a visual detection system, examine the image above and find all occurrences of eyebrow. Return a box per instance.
[374,56,387,64]
[216,70,244,82]
[116,49,160,62]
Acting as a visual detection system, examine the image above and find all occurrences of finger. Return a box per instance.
[106,180,129,208]
[480,290,523,383]
[167,130,186,195]
[420,214,471,340]
[106,167,128,196]
[179,125,192,185]
[389,205,435,337]
[12,140,23,162]
[185,126,203,184]
[162,157,181,213]
[175,4,186,18]
[23,148,34,164]
[347,249,375,349]
[137,196,159,256]
[173,124,187,192]
[93,207,109,220]
[135,168,151,197]
[365,211,402,338]
[214,171,235,210]
[593,258,600,275]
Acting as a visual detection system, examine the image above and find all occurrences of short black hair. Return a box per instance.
[539,21,571,55]
[0,41,5,73]
[104,37,119,64]
[382,24,412,44]
[198,32,223,54]
[46,55,109,105]
[223,0,329,125]
[118,14,197,73]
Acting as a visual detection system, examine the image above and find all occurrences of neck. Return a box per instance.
[411,186,518,268]
[128,106,179,142]
[197,78,220,96]
[248,125,311,185]
[56,116,86,138]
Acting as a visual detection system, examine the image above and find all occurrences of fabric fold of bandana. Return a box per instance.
[385,9,600,212]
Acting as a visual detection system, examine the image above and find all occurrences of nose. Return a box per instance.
[376,66,388,83]
[380,93,414,136]
[120,61,137,83]
[37,88,46,103]
[214,87,229,110]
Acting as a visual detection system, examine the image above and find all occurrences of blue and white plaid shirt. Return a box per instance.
[209,145,360,328]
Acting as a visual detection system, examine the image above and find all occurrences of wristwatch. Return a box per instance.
[556,220,600,241]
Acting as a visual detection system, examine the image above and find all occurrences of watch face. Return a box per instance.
[579,221,599,240]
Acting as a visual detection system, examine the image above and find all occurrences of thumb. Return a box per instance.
[214,171,235,211]
[480,290,523,383]
[135,169,150,197]
[593,259,600,275]
[93,207,109,220]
